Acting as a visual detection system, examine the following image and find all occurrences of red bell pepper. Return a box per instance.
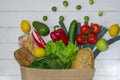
[31,30,46,48]
[50,28,68,45]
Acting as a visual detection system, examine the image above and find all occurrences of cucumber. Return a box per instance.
[32,21,50,36]
[68,20,78,44]
[94,35,120,59]
[59,21,68,36]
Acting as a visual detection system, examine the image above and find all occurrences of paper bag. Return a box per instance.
[20,66,95,80]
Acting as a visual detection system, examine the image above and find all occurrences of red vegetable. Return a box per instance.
[87,33,98,44]
[31,30,46,48]
[50,28,68,45]
[91,23,101,34]
[76,34,86,45]
[80,24,91,35]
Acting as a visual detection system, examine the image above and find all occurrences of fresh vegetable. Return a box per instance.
[94,35,120,59]
[30,40,79,69]
[31,30,46,48]
[68,20,78,44]
[42,16,48,21]
[80,24,91,35]
[76,34,86,45]
[77,22,81,34]
[98,11,103,17]
[32,21,50,36]
[76,5,81,10]
[63,0,69,7]
[91,23,101,34]
[96,38,108,51]
[50,28,68,45]
[34,47,45,58]
[51,6,57,12]
[89,0,94,5]
[59,21,68,36]
[84,16,89,22]
[20,20,31,35]
[45,40,79,67]
[59,16,64,21]
[109,24,120,37]
[87,33,98,44]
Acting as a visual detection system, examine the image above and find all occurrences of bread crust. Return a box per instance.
[14,48,35,66]
[71,48,94,69]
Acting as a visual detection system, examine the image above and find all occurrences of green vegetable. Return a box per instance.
[30,40,79,69]
[84,16,89,22]
[68,20,78,44]
[42,16,48,21]
[32,21,50,36]
[63,0,68,7]
[76,22,82,49]
[59,16,64,21]
[98,11,103,16]
[89,0,94,5]
[76,5,81,10]
[51,6,57,12]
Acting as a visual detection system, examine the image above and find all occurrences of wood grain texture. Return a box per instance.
[0,0,120,80]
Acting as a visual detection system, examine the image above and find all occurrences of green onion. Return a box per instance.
[63,1,69,7]
[76,5,81,10]
[59,16,64,21]
[89,0,94,5]
[51,6,57,12]
[84,16,89,22]
[42,16,48,21]
[98,11,103,17]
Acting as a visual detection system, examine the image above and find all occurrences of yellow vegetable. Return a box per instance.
[20,20,31,34]
[109,24,120,37]
[33,47,45,58]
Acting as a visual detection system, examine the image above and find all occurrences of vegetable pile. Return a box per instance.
[19,19,120,69]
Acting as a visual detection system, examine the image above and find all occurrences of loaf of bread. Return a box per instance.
[71,48,94,69]
[14,48,35,67]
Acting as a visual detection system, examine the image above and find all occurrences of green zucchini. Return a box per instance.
[94,35,120,59]
[68,20,78,44]
[59,21,68,36]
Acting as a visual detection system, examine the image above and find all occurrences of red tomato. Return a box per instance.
[80,24,91,35]
[91,23,101,34]
[76,34,86,45]
[87,33,98,44]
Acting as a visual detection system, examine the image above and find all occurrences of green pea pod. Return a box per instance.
[68,20,78,44]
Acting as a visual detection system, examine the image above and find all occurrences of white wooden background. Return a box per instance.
[0,0,120,80]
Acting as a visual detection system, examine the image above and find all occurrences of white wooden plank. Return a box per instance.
[0,0,120,11]
[0,60,20,75]
[0,43,19,59]
[0,76,21,80]
[94,60,120,80]
[0,28,22,43]
[0,12,120,27]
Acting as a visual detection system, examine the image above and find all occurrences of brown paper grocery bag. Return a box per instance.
[21,66,95,80]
